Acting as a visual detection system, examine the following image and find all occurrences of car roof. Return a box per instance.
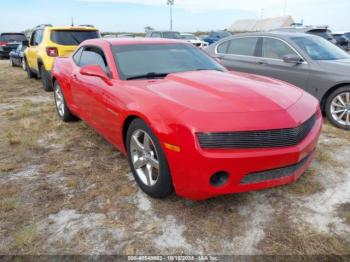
[46,26,98,31]
[229,31,315,39]
[85,38,187,46]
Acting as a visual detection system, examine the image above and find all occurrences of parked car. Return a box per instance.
[145,31,181,39]
[117,33,136,38]
[0,33,27,58]
[202,31,231,44]
[180,33,208,49]
[343,32,350,40]
[9,42,28,70]
[206,32,350,129]
[52,38,321,200]
[272,26,336,44]
[24,24,100,91]
[332,33,350,51]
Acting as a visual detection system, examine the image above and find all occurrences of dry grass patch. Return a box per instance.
[13,223,38,250]
[336,203,350,225]
[259,211,350,255]
[285,167,324,196]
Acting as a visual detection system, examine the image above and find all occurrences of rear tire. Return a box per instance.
[40,65,53,92]
[22,58,26,71]
[25,58,36,79]
[53,81,78,122]
[10,58,15,67]
[126,119,174,198]
[325,86,350,130]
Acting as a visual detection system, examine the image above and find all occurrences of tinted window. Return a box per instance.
[217,41,229,53]
[308,29,333,40]
[292,36,350,60]
[112,44,225,80]
[151,32,161,38]
[181,34,196,40]
[73,47,83,65]
[162,32,181,39]
[0,34,27,42]
[227,37,258,56]
[262,38,296,59]
[79,46,109,73]
[51,30,99,45]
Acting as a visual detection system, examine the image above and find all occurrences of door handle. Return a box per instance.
[257,61,266,65]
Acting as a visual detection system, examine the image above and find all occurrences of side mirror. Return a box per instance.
[22,40,29,47]
[283,54,304,64]
[80,65,112,85]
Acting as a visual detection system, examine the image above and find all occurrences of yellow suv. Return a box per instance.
[24,24,100,91]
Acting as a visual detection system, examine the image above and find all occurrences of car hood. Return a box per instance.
[146,70,303,113]
[317,59,350,75]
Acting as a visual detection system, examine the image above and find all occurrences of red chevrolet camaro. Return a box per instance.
[51,38,322,200]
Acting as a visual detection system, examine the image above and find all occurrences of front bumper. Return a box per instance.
[164,114,322,200]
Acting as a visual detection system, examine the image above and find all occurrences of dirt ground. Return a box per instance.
[0,59,349,256]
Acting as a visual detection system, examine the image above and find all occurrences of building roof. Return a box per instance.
[229,16,294,32]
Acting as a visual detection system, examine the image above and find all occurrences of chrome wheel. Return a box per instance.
[331,92,350,126]
[130,129,160,187]
[55,85,65,117]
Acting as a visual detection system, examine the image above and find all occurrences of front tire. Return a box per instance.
[10,58,15,67]
[126,119,174,198]
[53,81,78,122]
[325,86,350,130]
[40,66,53,91]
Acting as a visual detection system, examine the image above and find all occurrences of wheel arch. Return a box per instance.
[320,83,350,113]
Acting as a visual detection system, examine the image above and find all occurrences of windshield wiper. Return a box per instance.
[126,72,169,80]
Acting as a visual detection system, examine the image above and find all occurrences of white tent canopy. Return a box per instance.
[229,16,295,32]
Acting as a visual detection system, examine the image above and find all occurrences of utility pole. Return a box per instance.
[261,8,264,19]
[167,0,174,31]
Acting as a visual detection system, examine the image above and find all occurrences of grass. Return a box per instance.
[13,223,38,249]
[0,196,18,212]
[336,203,350,225]
[286,167,324,196]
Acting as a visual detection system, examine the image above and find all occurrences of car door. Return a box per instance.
[70,46,111,129]
[217,37,263,75]
[27,29,43,70]
[255,37,310,89]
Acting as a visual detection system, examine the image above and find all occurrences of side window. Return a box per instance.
[30,31,37,46]
[73,47,83,65]
[227,37,258,56]
[217,41,229,54]
[79,46,109,74]
[151,32,162,38]
[262,38,297,60]
[34,30,43,45]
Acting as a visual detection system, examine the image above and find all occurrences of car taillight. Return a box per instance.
[0,41,7,46]
[46,47,58,57]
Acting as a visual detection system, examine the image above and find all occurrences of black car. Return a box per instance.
[333,33,350,51]
[9,42,28,70]
[0,33,27,58]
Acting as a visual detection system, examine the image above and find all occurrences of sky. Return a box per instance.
[0,0,349,33]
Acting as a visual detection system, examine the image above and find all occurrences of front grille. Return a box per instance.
[240,152,312,184]
[197,114,316,149]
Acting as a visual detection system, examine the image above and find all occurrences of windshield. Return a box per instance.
[50,30,100,45]
[162,32,181,39]
[181,34,196,40]
[0,34,27,42]
[292,36,350,60]
[112,44,225,80]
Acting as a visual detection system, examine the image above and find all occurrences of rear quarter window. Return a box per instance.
[50,30,100,45]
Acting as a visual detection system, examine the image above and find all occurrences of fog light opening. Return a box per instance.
[210,171,229,187]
